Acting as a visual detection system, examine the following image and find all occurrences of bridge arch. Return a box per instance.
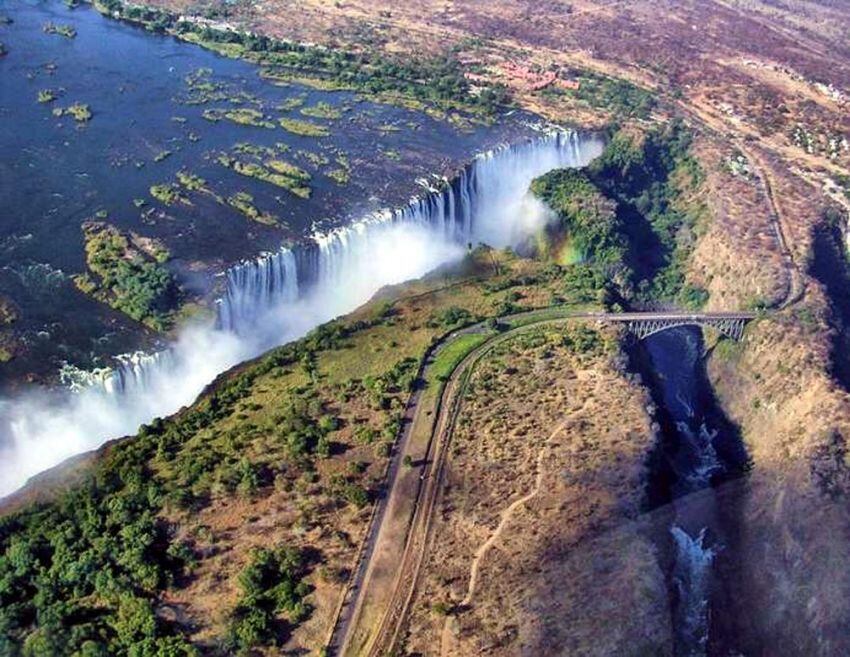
[598,312,757,342]
[626,317,749,341]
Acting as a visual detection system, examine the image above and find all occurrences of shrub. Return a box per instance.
[228,545,311,653]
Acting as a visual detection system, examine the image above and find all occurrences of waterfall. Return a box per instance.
[0,129,604,497]
[673,421,722,492]
[216,247,299,334]
[671,526,716,657]
[214,130,600,335]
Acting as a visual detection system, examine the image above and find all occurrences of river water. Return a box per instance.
[0,0,534,385]
[0,0,608,496]
[637,327,749,656]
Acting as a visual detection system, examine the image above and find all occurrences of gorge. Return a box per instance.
[2,1,849,655]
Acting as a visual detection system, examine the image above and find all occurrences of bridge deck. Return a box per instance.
[588,311,759,341]
[589,311,759,321]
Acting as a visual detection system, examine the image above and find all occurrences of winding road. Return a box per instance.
[327,307,761,656]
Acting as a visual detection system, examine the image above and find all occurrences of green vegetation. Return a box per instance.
[227,546,311,653]
[275,96,306,112]
[175,170,207,192]
[327,168,350,185]
[298,150,329,167]
[37,89,57,104]
[532,123,707,309]
[0,475,199,656]
[266,159,310,184]
[52,103,92,122]
[531,168,629,300]
[279,117,330,137]
[181,67,226,105]
[203,107,276,129]
[0,298,18,326]
[74,222,176,330]
[42,21,77,38]
[587,123,706,306]
[540,71,655,119]
[150,183,187,206]
[558,323,605,359]
[92,0,508,120]
[714,336,744,363]
[572,73,654,119]
[0,330,346,654]
[218,155,312,198]
[233,141,278,158]
[427,306,477,329]
[226,191,278,226]
[431,333,490,382]
[300,102,342,120]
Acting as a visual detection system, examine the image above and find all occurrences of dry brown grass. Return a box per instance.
[687,136,789,310]
[140,0,850,220]
[149,252,580,652]
[399,325,672,656]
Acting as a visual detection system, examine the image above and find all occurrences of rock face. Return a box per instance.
[402,325,673,656]
[709,317,850,655]
[705,162,850,654]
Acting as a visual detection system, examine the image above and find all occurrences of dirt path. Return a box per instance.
[337,312,583,656]
[675,100,806,309]
[740,145,806,308]
[360,327,530,656]
[333,310,760,656]
[438,416,573,656]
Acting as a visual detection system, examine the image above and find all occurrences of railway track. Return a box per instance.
[333,308,764,656]
[336,313,595,656]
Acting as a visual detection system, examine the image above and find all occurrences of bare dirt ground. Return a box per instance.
[399,324,672,656]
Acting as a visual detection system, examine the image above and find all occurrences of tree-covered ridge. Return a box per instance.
[588,123,708,307]
[91,0,508,118]
[227,545,310,654]
[0,319,376,656]
[74,222,177,331]
[530,168,630,292]
[532,123,709,310]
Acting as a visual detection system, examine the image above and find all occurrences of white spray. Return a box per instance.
[0,131,604,496]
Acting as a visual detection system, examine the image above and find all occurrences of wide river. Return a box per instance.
[0,0,534,386]
[0,0,605,496]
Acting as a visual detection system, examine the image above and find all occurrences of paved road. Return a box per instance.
[325,321,491,654]
[327,307,762,655]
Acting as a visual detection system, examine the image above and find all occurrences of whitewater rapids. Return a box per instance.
[0,130,603,497]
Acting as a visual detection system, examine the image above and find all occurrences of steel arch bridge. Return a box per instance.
[596,312,758,341]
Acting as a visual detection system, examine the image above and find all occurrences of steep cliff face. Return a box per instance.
[705,159,850,654]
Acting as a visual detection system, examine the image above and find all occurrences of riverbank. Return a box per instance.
[0,0,538,387]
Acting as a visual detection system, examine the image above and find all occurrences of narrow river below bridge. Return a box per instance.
[634,326,750,656]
